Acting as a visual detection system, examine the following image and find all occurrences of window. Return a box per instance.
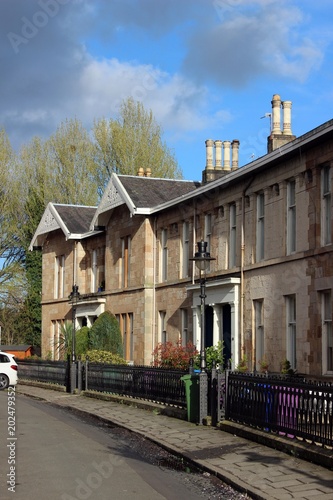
[161,229,168,282]
[159,311,167,343]
[286,295,296,370]
[254,300,264,367]
[181,222,190,278]
[229,203,236,268]
[52,320,62,360]
[181,309,188,346]
[204,214,212,251]
[322,291,332,373]
[121,313,127,357]
[256,193,265,262]
[129,313,134,361]
[91,249,98,292]
[322,166,332,246]
[91,248,105,292]
[54,255,65,299]
[204,214,212,271]
[121,236,131,288]
[119,312,134,361]
[287,180,296,254]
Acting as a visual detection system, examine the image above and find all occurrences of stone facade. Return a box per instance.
[31,96,333,377]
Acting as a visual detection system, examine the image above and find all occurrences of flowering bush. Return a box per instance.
[152,341,198,370]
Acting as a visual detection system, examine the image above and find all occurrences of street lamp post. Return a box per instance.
[190,241,215,424]
[69,284,80,393]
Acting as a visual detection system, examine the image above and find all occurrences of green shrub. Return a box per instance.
[194,341,224,371]
[236,355,248,372]
[281,359,295,375]
[85,350,127,364]
[76,326,90,357]
[89,311,123,356]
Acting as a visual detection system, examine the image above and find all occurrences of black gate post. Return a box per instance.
[211,360,218,426]
[77,357,82,393]
[65,354,71,393]
[85,356,89,391]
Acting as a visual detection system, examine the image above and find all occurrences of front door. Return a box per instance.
[205,305,213,348]
[222,304,231,369]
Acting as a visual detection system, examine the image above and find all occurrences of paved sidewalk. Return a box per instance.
[17,383,333,500]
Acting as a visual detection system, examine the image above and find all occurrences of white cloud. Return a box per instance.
[183,2,325,85]
[77,58,228,136]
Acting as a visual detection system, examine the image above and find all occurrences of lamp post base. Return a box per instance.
[70,361,77,394]
[199,370,208,425]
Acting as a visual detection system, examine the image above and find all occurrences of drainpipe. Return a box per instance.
[73,241,78,287]
[192,200,197,284]
[152,217,157,357]
[240,195,245,364]
[241,178,255,364]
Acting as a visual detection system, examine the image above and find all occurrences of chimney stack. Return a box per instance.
[267,94,296,153]
[202,138,240,183]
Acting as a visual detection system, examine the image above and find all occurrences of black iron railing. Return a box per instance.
[18,360,187,408]
[226,372,333,447]
[18,360,69,386]
[86,364,187,407]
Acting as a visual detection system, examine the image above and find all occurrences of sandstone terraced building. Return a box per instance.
[30,95,333,377]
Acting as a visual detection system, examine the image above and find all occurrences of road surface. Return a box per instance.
[0,390,246,500]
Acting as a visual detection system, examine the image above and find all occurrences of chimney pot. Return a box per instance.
[271,94,281,134]
[282,100,293,135]
[223,141,231,171]
[214,140,223,169]
[231,140,240,170]
[205,139,215,169]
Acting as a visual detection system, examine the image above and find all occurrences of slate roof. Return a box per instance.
[117,176,201,209]
[54,204,96,234]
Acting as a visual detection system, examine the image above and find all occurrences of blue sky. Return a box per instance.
[1,0,333,181]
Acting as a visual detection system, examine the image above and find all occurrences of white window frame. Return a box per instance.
[121,313,127,358]
[286,295,296,370]
[204,214,212,272]
[287,179,296,254]
[181,308,188,346]
[256,193,265,262]
[91,249,98,292]
[161,229,168,282]
[159,311,167,343]
[229,203,236,268]
[121,236,131,288]
[321,290,333,374]
[322,165,332,246]
[254,300,264,367]
[54,255,65,299]
[181,221,190,278]
[129,313,134,361]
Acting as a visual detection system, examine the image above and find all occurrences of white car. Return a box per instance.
[0,352,18,389]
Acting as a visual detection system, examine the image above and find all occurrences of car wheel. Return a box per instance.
[0,374,9,390]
